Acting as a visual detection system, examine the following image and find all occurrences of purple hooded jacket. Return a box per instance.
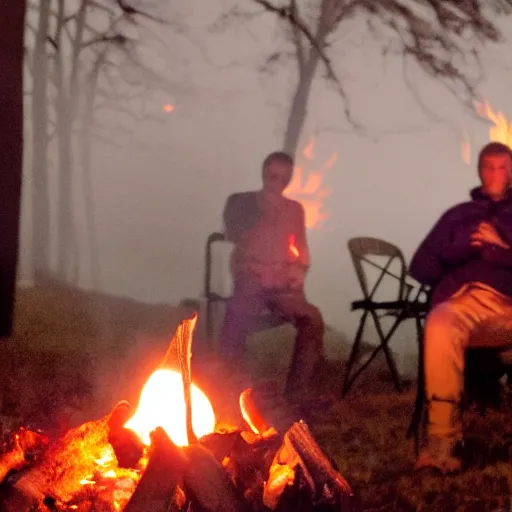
[409,187,512,307]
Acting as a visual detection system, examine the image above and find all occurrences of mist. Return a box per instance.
[19,0,512,367]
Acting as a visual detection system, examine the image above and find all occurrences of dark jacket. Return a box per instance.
[409,187,512,306]
[223,191,309,290]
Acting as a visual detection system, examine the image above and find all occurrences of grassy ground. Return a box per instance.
[2,283,511,511]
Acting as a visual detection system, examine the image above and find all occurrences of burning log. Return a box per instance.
[0,487,39,512]
[0,428,49,510]
[159,313,198,445]
[217,428,281,509]
[108,401,144,468]
[264,421,352,511]
[239,388,276,438]
[183,443,247,512]
[124,427,185,512]
[125,427,246,512]
[13,415,111,503]
[0,428,48,483]
[3,402,144,510]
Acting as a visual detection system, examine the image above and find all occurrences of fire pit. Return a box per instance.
[0,315,352,511]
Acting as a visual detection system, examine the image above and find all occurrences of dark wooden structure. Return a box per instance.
[0,0,26,336]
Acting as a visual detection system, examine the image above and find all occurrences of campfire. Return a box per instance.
[0,315,352,511]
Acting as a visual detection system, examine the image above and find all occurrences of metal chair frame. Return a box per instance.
[342,237,428,397]
[204,232,229,342]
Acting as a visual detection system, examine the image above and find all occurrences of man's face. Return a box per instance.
[480,153,512,200]
[262,160,293,196]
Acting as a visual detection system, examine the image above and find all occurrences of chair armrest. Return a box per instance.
[405,276,430,304]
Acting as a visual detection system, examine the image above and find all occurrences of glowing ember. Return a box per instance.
[284,136,337,229]
[288,234,300,259]
[475,99,512,149]
[163,103,175,113]
[95,448,114,467]
[124,369,215,446]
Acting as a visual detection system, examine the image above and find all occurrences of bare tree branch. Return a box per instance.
[252,0,361,129]
[247,0,512,125]
[290,0,305,74]
[81,33,132,48]
[252,0,340,83]
[116,0,168,24]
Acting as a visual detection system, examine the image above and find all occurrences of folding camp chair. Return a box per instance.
[342,237,429,397]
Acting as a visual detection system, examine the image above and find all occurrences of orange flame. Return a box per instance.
[288,234,299,260]
[475,99,512,149]
[124,369,215,446]
[461,130,471,165]
[284,136,337,229]
[163,104,175,113]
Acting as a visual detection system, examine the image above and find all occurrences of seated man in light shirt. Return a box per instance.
[409,141,512,473]
[220,151,324,398]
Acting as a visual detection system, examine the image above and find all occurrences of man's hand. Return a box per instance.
[471,222,510,249]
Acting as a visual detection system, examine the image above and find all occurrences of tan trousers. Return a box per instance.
[424,282,512,438]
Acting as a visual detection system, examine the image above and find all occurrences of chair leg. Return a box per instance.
[411,399,426,456]
[382,344,402,391]
[343,320,403,395]
[407,384,424,451]
[407,315,425,455]
[371,311,404,392]
[343,311,406,396]
[342,311,369,397]
[206,299,213,342]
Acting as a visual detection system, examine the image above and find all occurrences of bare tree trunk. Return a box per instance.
[55,0,87,282]
[56,110,77,281]
[31,0,51,281]
[0,0,26,336]
[53,0,69,281]
[283,1,332,157]
[283,55,320,156]
[80,52,105,289]
[64,1,88,283]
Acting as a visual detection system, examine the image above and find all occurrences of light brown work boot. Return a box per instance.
[415,435,462,474]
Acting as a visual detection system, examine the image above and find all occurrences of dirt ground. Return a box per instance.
[1,283,511,511]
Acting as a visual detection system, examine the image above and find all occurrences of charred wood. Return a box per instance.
[108,401,144,468]
[124,427,184,512]
[182,443,248,512]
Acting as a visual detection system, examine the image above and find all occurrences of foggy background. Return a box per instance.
[18,0,512,370]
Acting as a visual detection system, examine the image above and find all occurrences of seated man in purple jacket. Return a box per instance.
[409,142,512,473]
[220,151,324,398]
